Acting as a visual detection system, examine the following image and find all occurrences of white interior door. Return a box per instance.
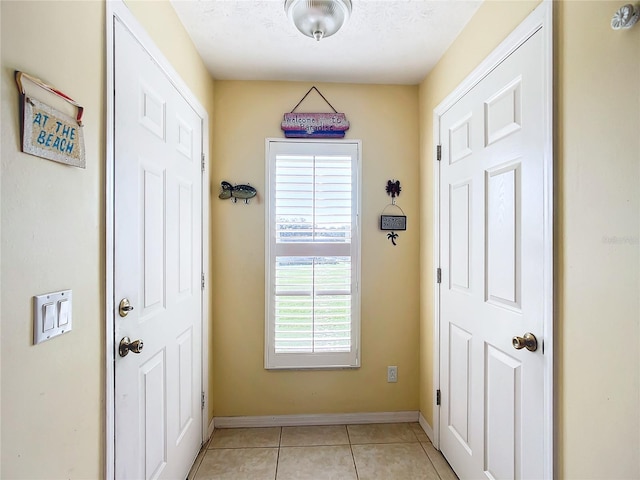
[114,19,203,480]
[438,16,550,480]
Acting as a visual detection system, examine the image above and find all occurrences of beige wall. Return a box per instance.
[211,81,420,416]
[0,1,214,478]
[1,2,105,478]
[556,2,639,477]
[419,1,640,478]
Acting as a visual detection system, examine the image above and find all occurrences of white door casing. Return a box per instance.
[106,2,210,479]
[434,2,553,479]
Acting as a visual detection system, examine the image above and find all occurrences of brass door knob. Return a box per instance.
[119,336,144,357]
[118,298,134,317]
[512,332,538,352]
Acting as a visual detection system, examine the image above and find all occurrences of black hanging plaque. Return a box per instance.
[380,215,407,231]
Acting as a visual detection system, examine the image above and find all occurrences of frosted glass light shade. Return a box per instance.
[285,0,352,41]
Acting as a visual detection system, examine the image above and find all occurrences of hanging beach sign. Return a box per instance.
[15,71,86,168]
[281,86,350,138]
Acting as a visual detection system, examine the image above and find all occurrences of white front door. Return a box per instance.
[114,19,203,479]
[438,8,551,480]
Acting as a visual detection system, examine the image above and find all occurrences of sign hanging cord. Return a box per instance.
[290,86,338,113]
[15,71,84,126]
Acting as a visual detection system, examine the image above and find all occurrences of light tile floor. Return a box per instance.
[188,423,458,480]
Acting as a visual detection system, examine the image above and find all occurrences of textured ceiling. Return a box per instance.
[170,0,483,85]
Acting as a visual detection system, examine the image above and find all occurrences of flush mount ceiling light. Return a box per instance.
[285,0,353,42]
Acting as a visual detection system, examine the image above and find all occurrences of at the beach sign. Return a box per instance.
[23,97,85,168]
[16,71,86,168]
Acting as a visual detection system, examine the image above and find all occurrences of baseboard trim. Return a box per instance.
[207,417,215,440]
[418,412,434,443]
[213,411,420,428]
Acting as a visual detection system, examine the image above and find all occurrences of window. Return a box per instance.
[265,139,361,369]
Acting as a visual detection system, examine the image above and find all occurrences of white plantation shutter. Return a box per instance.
[266,140,361,369]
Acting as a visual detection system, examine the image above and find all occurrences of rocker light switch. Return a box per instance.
[42,303,56,332]
[33,290,72,344]
[58,299,70,326]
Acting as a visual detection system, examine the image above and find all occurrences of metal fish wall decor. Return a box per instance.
[218,181,257,204]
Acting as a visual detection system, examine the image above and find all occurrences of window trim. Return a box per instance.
[264,138,362,370]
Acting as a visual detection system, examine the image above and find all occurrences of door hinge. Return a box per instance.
[201,391,205,410]
[436,268,442,284]
[436,389,441,406]
[436,145,442,161]
[201,153,205,172]
[201,273,205,290]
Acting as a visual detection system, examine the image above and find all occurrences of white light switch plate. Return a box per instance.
[33,290,72,344]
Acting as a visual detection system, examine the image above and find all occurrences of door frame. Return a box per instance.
[105,2,211,478]
[432,1,553,477]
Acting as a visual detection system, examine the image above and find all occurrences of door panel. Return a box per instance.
[449,114,473,164]
[450,181,471,291]
[448,323,472,449]
[177,327,194,440]
[178,181,194,297]
[439,24,546,480]
[486,162,520,308]
[485,344,521,479]
[484,78,522,146]
[114,19,203,480]
[140,351,167,479]
[142,163,166,312]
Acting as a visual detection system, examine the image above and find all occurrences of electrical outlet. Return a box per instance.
[387,365,398,383]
